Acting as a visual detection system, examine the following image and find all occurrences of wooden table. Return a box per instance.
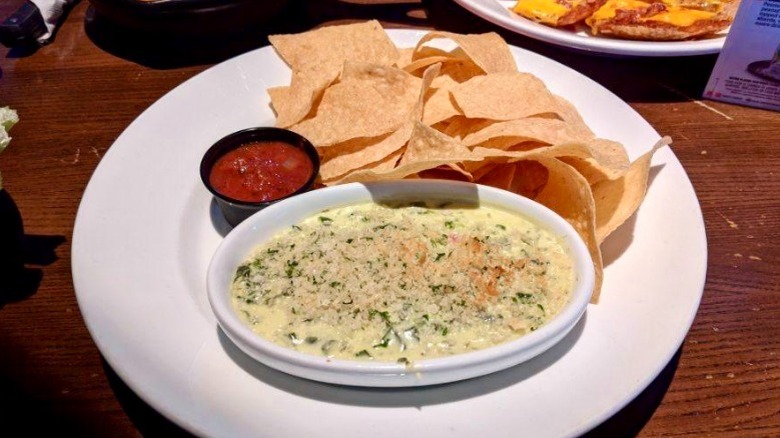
[1,0,777,436]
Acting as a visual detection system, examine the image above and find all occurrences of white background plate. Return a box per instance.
[453,0,727,56]
[72,29,707,437]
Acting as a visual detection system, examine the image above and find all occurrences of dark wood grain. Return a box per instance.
[1,0,777,436]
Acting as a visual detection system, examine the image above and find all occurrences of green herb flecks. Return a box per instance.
[369,309,391,323]
[321,340,338,355]
[430,234,448,247]
[234,264,251,281]
[285,259,300,278]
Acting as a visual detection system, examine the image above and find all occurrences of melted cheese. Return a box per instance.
[588,0,719,26]
[588,0,644,21]
[647,6,716,26]
[513,0,573,24]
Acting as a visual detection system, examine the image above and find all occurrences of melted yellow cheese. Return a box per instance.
[513,0,573,24]
[588,0,719,26]
[649,2,717,26]
[588,0,648,22]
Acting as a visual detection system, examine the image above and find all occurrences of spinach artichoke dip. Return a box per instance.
[230,201,574,363]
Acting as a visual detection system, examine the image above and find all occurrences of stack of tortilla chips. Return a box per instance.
[268,21,669,301]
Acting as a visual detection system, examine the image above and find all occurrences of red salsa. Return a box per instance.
[209,141,314,203]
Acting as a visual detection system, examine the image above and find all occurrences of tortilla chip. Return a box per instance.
[269,20,399,127]
[553,95,595,140]
[290,64,421,146]
[414,31,517,74]
[471,159,549,197]
[508,160,550,199]
[410,46,453,62]
[436,56,486,84]
[453,72,563,121]
[461,117,586,149]
[472,139,550,154]
[325,148,406,185]
[553,139,629,184]
[320,64,442,182]
[422,88,462,126]
[593,137,669,243]
[440,116,494,141]
[319,127,413,182]
[398,120,474,167]
[403,51,453,74]
[468,139,629,184]
[413,63,442,120]
[532,157,603,302]
[268,83,319,129]
[418,166,474,182]
[339,120,475,183]
[395,47,415,68]
[476,163,516,190]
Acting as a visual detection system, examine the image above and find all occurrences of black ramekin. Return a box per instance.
[200,127,320,227]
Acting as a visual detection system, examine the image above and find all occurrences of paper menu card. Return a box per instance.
[705,0,780,112]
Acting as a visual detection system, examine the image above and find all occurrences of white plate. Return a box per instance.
[72,29,706,437]
[453,0,727,56]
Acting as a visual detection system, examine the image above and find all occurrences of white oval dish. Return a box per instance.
[207,179,595,387]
